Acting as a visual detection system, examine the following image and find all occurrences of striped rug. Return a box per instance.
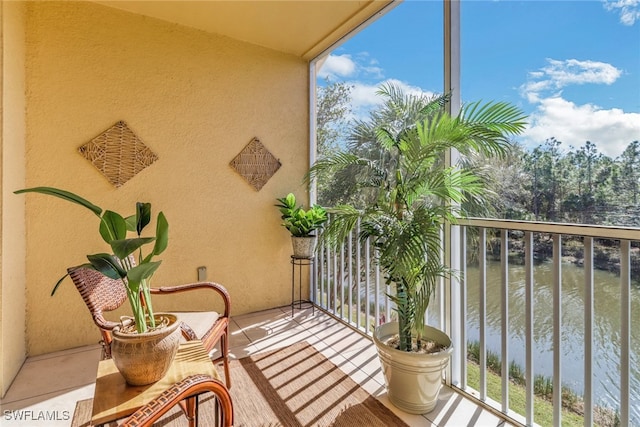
[72,341,407,426]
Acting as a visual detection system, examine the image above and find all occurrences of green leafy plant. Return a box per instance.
[308,83,527,352]
[275,193,327,237]
[14,187,168,334]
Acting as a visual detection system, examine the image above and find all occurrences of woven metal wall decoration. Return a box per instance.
[78,121,158,188]
[229,137,281,191]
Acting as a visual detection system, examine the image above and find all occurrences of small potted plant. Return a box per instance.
[14,186,177,385]
[275,193,327,258]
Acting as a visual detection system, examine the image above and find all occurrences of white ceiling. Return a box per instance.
[94,1,394,60]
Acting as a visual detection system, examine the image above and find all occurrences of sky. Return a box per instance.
[317,0,640,159]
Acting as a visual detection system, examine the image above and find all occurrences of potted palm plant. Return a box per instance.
[275,193,327,258]
[14,187,177,385]
[309,83,526,413]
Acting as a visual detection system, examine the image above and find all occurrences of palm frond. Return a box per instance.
[376,127,399,151]
[320,205,362,248]
[459,101,527,157]
[313,82,527,351]
[418,92,451,117]
[307,152,372,182]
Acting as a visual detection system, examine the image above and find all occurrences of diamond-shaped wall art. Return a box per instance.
[78,121,158,188]
[230,137,281,191]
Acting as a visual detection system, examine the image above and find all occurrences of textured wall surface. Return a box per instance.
[1,0,27,397]
[21,1,309,356]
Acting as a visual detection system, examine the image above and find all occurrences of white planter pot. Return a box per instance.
[373,322,453,414]
[291,235,317,258]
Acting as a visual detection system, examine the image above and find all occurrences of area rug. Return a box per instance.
[72,341,408,426]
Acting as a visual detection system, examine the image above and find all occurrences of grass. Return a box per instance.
[466,341,620,427]
[466,360,585,426]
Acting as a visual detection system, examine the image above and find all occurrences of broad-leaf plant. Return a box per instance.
[14,187,168,333]
[275,193,327,237]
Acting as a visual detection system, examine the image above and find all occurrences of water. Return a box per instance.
[465,259,640,422]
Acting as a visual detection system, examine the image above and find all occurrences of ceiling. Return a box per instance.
[94,1,395,60]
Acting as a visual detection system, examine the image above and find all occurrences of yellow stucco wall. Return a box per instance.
[1,1,27,397]
[21,1,310,356]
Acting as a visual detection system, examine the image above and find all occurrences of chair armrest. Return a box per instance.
[92,313,121,331]
[120,374,233,427]
[150,282,231,317]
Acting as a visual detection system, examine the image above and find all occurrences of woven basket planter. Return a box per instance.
[111,313,181,386]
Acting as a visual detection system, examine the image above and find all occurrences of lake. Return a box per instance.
[464,259,640,422]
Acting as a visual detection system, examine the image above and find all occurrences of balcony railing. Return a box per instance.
[313,217,640,427]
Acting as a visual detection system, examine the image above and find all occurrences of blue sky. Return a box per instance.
[317,0,640,158]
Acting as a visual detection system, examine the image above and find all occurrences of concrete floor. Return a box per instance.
[1,306,514,426]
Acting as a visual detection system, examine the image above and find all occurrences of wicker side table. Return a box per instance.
[91,341,219,426]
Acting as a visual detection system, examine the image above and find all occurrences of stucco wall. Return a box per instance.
[22,1,310,356]
[1,1,27,397]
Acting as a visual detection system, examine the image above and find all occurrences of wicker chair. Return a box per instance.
[120,374,233,427]
[67,264,232,388]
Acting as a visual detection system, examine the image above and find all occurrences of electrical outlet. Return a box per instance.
[197,266,206,281]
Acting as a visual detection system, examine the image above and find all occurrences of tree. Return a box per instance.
[316,79,353,154]
[619,140,640,205]
[321,83,449,208]
[315,79,353,205]
[309,83,526,351]
[478,142,531,220]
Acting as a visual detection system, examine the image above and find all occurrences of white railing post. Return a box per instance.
[356,218,362,330]
[479,227,487,401]
[584,236,594,427]
[375,254,380,329]
[552,234,562,426]
[620,240,631,427]
[525,231,534,425]
[447,222,462,387]
[501,229,510,414]
[365,236,371,329]
[347,229,353,325]
[459,225,468,389]
[340,241,345,318]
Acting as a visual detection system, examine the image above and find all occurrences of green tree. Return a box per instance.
[591,155,617,224]
[319,84,450,208]
[560,141,602,223]
[317,79,353,154]
[480,142,531,220]
[315,79,353,206]
[521,138,567,221]
[619,140,640,205]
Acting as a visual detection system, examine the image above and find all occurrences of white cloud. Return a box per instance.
[517,57,636,157]
[361,65,385,79]
[522,97,640,158]
[318,52,388,81]
[545,58,620,86]
[317,54,357,79]
[317,53,435,124]
[320,53,637,159]
[348,79,435,121]
[603,0,640,25]
[521,58,622,102]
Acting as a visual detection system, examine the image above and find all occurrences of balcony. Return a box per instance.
[3,218,636,427]
[2,306,511,427]
[315,218,639,427]
[3,3,636,426]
